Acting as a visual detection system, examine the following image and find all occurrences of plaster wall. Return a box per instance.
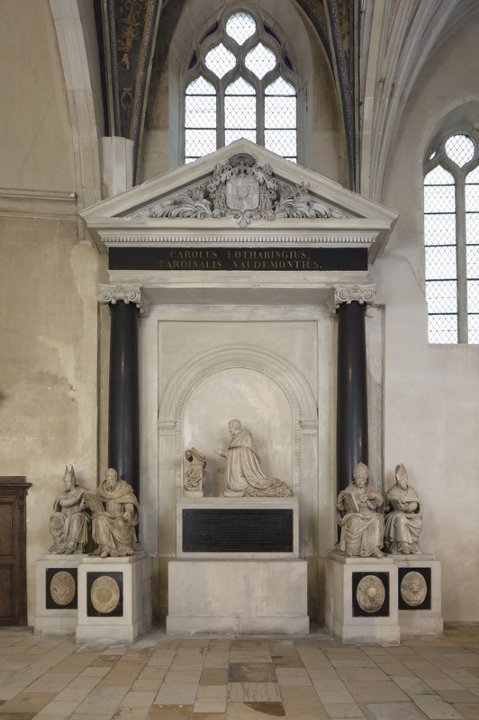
[0,2,103,624]
[373,12,479,621]
[0,0,75,191]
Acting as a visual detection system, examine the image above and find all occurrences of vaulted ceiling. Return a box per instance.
[91,0,479,196]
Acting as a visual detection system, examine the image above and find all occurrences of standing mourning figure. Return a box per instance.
[384,463,423,554]
[336,462,385,558]
[49,466,89,554]
[216,419,292,497]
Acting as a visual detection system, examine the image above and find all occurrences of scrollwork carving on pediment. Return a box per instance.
[133,153,350,227]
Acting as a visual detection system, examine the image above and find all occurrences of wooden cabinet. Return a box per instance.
[0,477,31,626]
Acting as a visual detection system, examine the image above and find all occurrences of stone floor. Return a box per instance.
[0,626,478,720]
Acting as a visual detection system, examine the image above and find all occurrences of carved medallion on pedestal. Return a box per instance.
[49,571,76,607]
[400,570,428,607]
[356,574,386,613]
[90,575,121,614]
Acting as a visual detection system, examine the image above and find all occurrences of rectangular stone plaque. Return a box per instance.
[109,246,368,272]
[182,508,293,553]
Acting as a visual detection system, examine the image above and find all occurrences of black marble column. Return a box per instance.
[100,285,145,500]
[334,286,375,494]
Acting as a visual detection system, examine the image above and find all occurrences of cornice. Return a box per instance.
[0,188,78,221]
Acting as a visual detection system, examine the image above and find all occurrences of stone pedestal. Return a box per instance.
[76,552,152,644]
[34,554,83,635]
[393,554,443,636]
[325,551,400,644]
[168,497,308,634]
[167,559,309,635]
[325,551,444,643]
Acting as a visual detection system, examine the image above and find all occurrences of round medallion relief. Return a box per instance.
[400,571,427,607]
[90,576,121,614]
[50,571,76,606]
[356,574,386,613]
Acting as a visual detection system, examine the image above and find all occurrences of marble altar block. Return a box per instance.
[76,552,152,644]
[325,551,400,644]
[34,554,83,635]
[392,554,443,636]
[167,559,308,634]
[168,497,308,634]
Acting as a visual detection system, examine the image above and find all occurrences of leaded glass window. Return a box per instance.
[183,7,298,163]
[424,131,479,343]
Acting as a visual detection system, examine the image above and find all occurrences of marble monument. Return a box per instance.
[49,466,89,555]
[87,468,139,558]
[183,447,206,497]
[336,461,385,558]
[216,419,292,497]
[384,463,423,554]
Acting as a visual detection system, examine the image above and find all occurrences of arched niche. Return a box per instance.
[158,344,318,553]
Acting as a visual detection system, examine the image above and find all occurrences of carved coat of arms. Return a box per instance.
[136,153,348,226]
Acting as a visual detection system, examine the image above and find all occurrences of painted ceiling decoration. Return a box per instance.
[97,0,359,188]
[296,0,360,191]
[99,0,164,182]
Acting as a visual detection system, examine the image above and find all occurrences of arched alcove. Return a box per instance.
[159,344,318,511]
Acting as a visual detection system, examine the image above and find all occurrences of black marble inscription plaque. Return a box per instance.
[352,571,390,618]
[398,567,431,610]
[182,508,293,553]
[109,246,368,272]
[46,568,78,610]
[86,571,124,618]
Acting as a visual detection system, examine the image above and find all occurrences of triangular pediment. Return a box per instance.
[82,140,397,260]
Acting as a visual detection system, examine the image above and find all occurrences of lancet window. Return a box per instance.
[424,130,479,343]
[183,7,298,163]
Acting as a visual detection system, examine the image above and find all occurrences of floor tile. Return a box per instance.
[0,692,57,714]
[411,695,466,719]
[366,701,428,719]
[154,683,198,705]
[321,703,365,718]
[275,668,311,686]
[226,702,285,719]
[147,705,194,719]
[345,681,410,703]
[194,698,227,713]
[201,670,229,686]
[228,683,281,702]
[229,665,276,683]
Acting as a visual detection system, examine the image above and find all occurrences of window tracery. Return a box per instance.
[183,6,298,163]
[424,130,479,343]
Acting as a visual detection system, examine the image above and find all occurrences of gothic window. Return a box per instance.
[183,7,298,163]
[424,131,479,343]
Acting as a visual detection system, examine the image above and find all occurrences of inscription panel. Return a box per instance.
[109,246,368,272]
[182,508,293,553]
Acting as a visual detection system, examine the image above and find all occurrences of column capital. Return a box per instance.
[328,284,376,314]
[98,284,148,317]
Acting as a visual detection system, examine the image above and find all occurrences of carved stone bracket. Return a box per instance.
[328,284,376,315]
[98,284,149,317]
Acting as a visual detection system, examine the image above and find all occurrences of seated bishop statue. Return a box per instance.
[336,462,385,558]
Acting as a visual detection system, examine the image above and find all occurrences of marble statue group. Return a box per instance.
[48,421,424,560]
[216,419,292,497]
[49,466,139,558]
[336,461,423,558]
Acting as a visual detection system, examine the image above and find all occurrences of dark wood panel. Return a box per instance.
[0,477,30,626]
[0,566,14,622]
[0,499,14,556]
